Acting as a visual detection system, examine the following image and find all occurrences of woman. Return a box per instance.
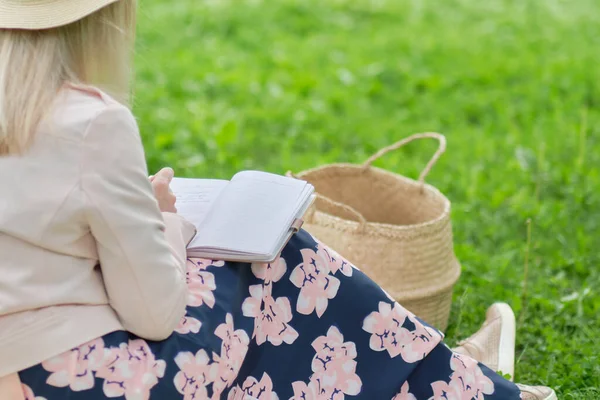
[0,1,555,399]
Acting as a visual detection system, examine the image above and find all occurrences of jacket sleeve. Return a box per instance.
[81,104,194,341]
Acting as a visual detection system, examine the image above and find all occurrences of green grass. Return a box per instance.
[134,0,600,397]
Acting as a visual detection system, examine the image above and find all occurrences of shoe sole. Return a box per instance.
[517,386,558,400]
[489,302,516,381]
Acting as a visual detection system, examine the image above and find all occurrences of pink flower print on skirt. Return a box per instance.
[173,349,215,400]
[431,353,495,400]
[363,301,441,363]
[228,372,279,400]
[316,242,354,277]
[392,382,417,400]
[242,283,299,346]
[211,313,250,399]
[251,256,287,284]
[290,380,320,400]
[289,248,341,317]
[175,315,202,335]
[306,325,362,399]
[186,259,218,308]
[95,339,166,400]
[41,338,106,391]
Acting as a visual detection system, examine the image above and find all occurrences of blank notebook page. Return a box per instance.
[169,178,229,248]
[193,171,308,255]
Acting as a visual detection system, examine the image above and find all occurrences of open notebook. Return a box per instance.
[170,171,315,263]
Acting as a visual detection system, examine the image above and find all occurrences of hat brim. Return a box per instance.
[0,0,120,30]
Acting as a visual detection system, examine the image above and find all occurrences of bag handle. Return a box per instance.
[362,132,446,183]
[286,132,446,231]
[286,172,368,230]
[311,193,367,225]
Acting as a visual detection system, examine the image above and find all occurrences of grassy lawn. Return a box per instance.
[135,0,599,397]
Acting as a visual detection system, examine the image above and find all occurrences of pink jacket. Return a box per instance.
[0,84,195,378]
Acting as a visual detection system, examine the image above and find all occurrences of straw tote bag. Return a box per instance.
[288,133,460,331]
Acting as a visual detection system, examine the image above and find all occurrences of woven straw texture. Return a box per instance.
[290,133,461,331]
[0,0,119,30]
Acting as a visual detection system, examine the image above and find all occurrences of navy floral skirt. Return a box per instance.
[19,230,521,399]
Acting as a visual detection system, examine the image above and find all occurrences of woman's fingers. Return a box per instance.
[151,168,177,213]
[154,167,174,182]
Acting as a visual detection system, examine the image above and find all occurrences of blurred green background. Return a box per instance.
[134,0,600,397]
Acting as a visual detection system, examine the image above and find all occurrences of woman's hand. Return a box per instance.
[150,168,177,213]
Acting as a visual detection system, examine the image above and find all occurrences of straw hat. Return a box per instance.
[0,0,120,30]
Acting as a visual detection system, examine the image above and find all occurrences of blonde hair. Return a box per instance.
[0,0,136,155]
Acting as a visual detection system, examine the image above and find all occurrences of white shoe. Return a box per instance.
[453,303,516,380]
[516,384,558,400]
